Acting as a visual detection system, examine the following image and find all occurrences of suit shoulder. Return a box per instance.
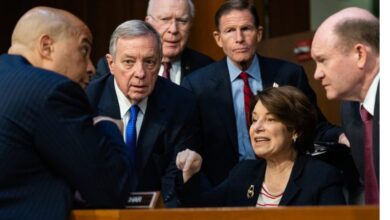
[184,48,214,64]
[259,55,302,68]
[86,74,112,98]
[302,155,342,176]
[156,77,195,100]
[184,60,222,82]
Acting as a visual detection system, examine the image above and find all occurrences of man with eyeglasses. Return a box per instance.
[180,0,348,198]
[145,0,213,85]
[93,0,213,85]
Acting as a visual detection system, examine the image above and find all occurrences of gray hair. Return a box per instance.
[147,0,195,18]
[108,20,162,59]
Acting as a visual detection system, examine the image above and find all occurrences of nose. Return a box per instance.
[251,119,264,133]
[133,61,146,79]
[86,59,95,81]
[167,19,178,34]
[313,66,323,81]
[235,29,244,43]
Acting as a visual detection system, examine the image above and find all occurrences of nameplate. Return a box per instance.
[125,191,161,208]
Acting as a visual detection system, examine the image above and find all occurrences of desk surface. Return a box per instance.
[72,205,379,220]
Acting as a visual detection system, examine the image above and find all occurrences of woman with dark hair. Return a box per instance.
[177,86,346,207]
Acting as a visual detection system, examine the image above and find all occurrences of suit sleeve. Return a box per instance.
[34,81,136,208]
[161,91,202,207]
[317,166,346,205]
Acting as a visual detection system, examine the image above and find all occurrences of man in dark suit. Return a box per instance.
[312,7,379,204]
[86,20,199,207]
[181,0,347,189]
[94,0,213,83]
[0,7,136,220]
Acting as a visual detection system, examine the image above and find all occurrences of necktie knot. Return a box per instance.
[360,106,372,121]
[239,72,250,82]
[130,105,139,117]
[162,62,172,80]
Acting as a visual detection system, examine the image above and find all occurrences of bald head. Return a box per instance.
[10,7,89,55]
[311,7,379,102]
[8,6,95,88]
[314,7,379,54]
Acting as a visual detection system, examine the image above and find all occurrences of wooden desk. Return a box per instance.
[72,205,379,220]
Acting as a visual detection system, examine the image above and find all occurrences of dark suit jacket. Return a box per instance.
[93,48,214,83]
[181,154,346,206]
[341,85,380,186]
[181,55,343,187]
[0,54,136,220]
[86,74,199,207]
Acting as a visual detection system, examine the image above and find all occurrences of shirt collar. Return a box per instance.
[114,78,148,118]
[362,72,380,115]
[227,56,261,82]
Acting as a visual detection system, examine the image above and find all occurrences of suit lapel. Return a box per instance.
[279,155,305,205]
[247,162,266,206]
[136,78,166,172]
[257,55,275,89]
[97,76,121,119]
[180,48,192,80]
[210,59,238,155]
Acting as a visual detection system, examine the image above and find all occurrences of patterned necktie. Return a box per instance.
[239,72,253,128]
[126,105,139,162]
[360,106,379,204]
[162,62,172,80]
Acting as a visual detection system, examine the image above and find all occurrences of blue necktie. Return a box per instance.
[126,105,139,162]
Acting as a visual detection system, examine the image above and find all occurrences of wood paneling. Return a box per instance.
[71,206,379,220]
[186,0,225,61]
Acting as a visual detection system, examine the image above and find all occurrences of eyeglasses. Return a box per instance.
[148,14,191,29]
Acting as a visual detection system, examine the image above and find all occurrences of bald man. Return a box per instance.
[312,7,379,204]
[0,7,136,220]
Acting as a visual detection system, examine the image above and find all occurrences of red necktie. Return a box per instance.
[162,62,171,80]
[239,72,253,128]
[360,106,379,204]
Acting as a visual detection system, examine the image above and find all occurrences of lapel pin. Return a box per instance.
[247,184,255,199]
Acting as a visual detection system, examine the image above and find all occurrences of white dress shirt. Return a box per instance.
[114,79,148,143]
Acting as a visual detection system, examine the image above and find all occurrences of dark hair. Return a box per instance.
[214,0,259,30]
[250,86,317,154]
[334,18,379,54]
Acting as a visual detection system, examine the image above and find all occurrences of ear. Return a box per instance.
[292,132,298,143]
[145,15,151,23]
[38,34,54,60]
[355,44,367,69]
[256,26,263,44]
[213,31,223,48]
[106,53,115,75]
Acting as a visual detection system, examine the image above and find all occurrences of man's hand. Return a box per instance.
[176,149,202,183]
[93,116,124,133]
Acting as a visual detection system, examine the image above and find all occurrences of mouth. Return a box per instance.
[254,137,270,143]
[233,48,249,53]
[164,39,180,46]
